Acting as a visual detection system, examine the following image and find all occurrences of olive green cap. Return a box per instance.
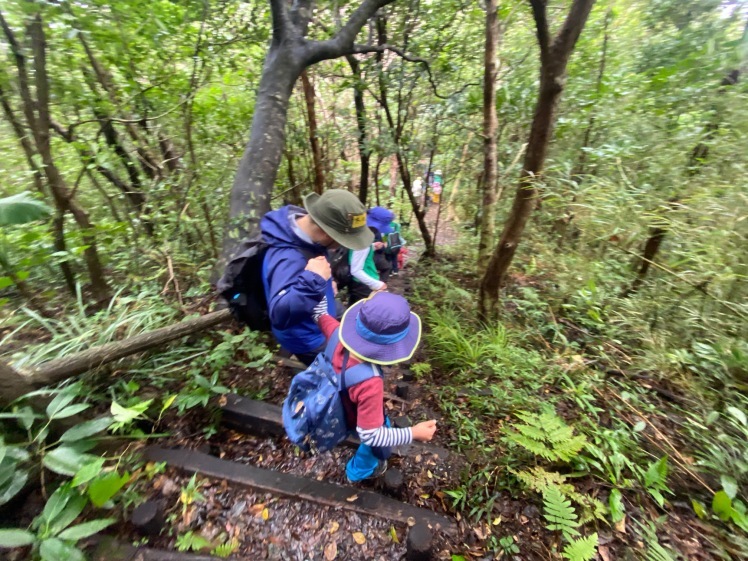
[303,190,374,250]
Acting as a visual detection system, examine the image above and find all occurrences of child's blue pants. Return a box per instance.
[346,417,392,482]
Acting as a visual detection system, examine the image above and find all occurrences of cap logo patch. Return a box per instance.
[349,213,366,229]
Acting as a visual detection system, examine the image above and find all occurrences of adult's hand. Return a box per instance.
[305,256,331,281]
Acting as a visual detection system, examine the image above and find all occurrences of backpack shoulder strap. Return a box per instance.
[340,360,381,390]
[324,328,341,359]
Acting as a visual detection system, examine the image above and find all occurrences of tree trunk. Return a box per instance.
[627,27,745,295]
[0,83,45,194]
[445,134,473,222]
[300,70,325,194]
[477,0,501,268]
[347,55,370,203]
[217,0,397,275]
[218,47,302,272]
[479,0,596,320]
[0,309,232,406]
[52,213,77,296]
[28,15,111,302]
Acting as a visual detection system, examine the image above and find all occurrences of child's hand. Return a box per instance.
[411,420,437,442]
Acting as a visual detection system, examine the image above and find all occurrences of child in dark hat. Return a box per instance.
[311,292,437,482]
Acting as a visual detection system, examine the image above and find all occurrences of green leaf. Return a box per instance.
[88,471,129,507]
[0,277,12,290]
[712,490,732,521]
[644,456,668,489]
[608,489,625,523]
[43,446,95,476]
[71,458,106,487]
[58,518,116,541]
[691,499,707,520]
[46,392,77,420]
[47,495,87,537]
[0,528,35,548]
[562,533,598,561]
[721,475,738,500]
[41,485,73,527]
[60,417,113,442]
[451,556,467,561]
[39,538,85,561]
[51,404,91,420]
[0,471,28,506]
[0,192,51,226]
[726,407,747,426]
[110,399,152,425]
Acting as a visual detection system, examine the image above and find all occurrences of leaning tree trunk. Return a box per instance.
[216,0,397,277]
[219,48,302,272]
[477,0,501,269]
[479,0,595,320]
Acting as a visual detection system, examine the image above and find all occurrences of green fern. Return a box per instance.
[562,533,598,561]
[514,467,574,495]
[211,538,239,558]
[505,410,587,462]
[514,468,607,525]
[543,485,580,540]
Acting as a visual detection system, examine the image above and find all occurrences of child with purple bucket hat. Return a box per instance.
[311,291,437,482]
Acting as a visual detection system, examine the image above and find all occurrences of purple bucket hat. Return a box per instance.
[366,206,395,235]
[339,292,422,365]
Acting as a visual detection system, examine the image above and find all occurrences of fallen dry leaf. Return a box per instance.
[407,517,416,527]
[352,532,366,545]
[261,507,270,521]
[329,521,340,533]
[346,494,359,502]
[324,541,337,560]
[599,545,612,561]
[614,515,627,534]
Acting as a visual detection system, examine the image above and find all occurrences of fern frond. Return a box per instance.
[506,432,554,458]
[562,533,598,561]
[553,434,588,461]
[504,410,587,462]
[543,485,580,539]
[514,467,572,494]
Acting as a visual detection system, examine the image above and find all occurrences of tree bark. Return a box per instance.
[0,82,45,194]
[477,0,501,268]
[0,309,233,407]
[27,15,111,302]
[627,22,745,295]
[347,54,370,203]
[479,0,596,320]
[300,70,325,194]
[445,134,473,222]
[217,0,397,276]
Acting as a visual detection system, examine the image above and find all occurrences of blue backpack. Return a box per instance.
[282,329,381,452]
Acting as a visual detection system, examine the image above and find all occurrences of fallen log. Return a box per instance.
[1,309,233,406]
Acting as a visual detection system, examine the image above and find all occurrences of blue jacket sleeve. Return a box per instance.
[264,248,329,330]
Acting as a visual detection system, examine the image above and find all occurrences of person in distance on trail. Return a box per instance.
[261,189,373,366]
[311,291,437,482]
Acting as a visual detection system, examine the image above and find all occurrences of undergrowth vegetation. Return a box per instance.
[410,244,748,560]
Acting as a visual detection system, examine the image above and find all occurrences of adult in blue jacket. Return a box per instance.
[261,189,373,365]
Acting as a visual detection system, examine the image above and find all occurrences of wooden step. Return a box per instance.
[220,393,450,459]
[145,446,457,537]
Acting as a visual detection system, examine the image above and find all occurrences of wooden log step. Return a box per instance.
[221,393,450,459]
[145,446,457,537]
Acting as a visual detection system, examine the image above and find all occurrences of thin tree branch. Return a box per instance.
[351,43,479,99]
[304,0,396,64]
